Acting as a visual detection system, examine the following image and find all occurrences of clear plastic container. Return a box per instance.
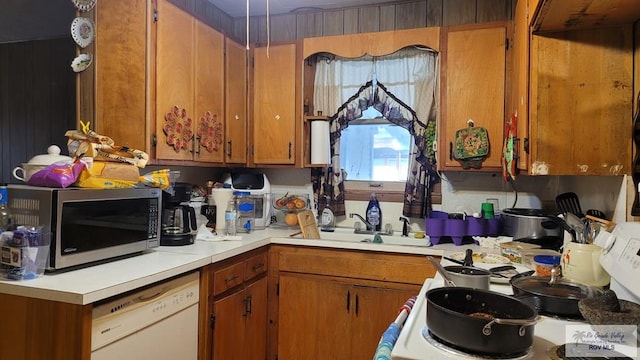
[224,198,237,236]
[234,191,255,233]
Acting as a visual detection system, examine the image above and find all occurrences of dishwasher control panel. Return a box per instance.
[91,271,200,352]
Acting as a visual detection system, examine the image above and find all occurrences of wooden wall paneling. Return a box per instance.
[323,10,345,37]
[426,0,444,27]
[379,5,397,32]
[443,0,476,25]
[395,1,428,30]
[168,0,195,14]
[343,8,360,35]
[296,13,319,39]
[78,6,95,127]
[232,17,246,44]
[0,38,75,184]
[251,17,266,44]
[358,6,380,34]
[476,0,511,23]
[270,13,297,43]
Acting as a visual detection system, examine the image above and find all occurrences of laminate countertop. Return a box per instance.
[0,228,483,305]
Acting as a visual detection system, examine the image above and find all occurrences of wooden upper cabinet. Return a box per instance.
[194,21,225,163]
[155,0,195,161]
[225,38,248,164]
[155,0,225,163]
[252,43,301,166]
[94,0,148,152]
[438,23,507,171]
[527,26,632,175]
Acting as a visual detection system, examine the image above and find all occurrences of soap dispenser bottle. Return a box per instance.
[366,193,382,231]
[320,196,336,232]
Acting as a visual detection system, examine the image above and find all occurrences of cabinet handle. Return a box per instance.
[288,142,292,159]
[227,140,232,158]
[346,291,350,312]
[252,263,264,271]
[247,295,252,315]
[449,141,453,161]
[224,274,239,283]
[242,296,250,317]
[195,136,201,156]
[355,294,359,316]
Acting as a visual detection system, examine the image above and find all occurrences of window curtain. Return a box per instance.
[311,48,439,217]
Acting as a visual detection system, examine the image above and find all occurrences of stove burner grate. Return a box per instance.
[420,326,532,360]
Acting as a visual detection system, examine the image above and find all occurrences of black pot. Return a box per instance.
[426,287,538,356]
[510,272,604,318]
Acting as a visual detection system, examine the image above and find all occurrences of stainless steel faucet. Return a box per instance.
[399,216,410,237]
[349,213,375,232]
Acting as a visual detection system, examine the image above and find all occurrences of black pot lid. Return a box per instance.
[511,276,604,299]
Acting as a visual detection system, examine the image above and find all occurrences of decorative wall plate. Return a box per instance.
[71,17,95,48]
[71,53,92,72]
[197,111,223,153]
[164,105,194,152]
[72,0,97,12]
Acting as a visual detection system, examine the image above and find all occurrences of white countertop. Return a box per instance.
[0,228,484,305]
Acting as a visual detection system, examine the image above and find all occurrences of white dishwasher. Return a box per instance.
[91,271,200,360]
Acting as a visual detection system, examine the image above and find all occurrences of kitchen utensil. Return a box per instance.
[561,242,610,287]
[297,210,320,239]
[509,268,605,318]
[586,209,606,219]
[425,287,538,355]
[578,290,640,325]
[443,265,491,290]
[448,251,511,264]
[427,256,456,287]
[555,192,584,218]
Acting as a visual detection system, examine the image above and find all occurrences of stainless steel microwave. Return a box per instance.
[7,185,161,271]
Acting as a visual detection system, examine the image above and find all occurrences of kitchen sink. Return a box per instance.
[317,228,430,247]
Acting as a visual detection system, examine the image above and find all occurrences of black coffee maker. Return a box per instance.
[161,182,197,246]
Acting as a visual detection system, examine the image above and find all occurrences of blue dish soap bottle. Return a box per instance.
[366,193,382,232]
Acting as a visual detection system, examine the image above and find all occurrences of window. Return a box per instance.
[339,108,410,182]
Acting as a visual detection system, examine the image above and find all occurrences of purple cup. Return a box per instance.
[466,217,487,236]
[445,219,467,245]
[425,218,445,245]
[487,218,502,237]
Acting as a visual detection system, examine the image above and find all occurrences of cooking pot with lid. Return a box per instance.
[501,208,570,250]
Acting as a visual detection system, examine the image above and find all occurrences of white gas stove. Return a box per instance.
[391,222,640,360]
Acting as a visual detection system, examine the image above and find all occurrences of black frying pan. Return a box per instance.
[426,287,538,355]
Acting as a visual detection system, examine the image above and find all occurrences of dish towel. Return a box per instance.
[372,295,417,360]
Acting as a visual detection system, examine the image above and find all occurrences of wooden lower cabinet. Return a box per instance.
[202,247,269,360]
[212,277,267,360]
[268,245,436,360]
[277,274,417,360]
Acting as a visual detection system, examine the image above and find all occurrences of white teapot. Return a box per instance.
[13,145,73,182]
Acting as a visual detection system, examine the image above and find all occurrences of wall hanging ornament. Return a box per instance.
[72,0,97,12]
[197,111,223,153]
[71,53,92,72]
[453,119,490,169]
[71,17,95,48]
[164,105,194,152]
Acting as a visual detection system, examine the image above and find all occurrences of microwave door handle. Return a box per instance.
[188,206,198,231]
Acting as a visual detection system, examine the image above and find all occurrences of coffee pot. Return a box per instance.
[161,204,197,246]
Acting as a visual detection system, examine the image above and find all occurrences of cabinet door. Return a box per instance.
[528,26,632,175]
[278,275,352,360]
[350,285,417,360]
[225,38,248,164]
[439,24,506,171]
[194,21,225,163]
[94,0,147,153]
[253,44,297,165]
[245,278,268,360]
[212,290,247,360]
[155,0,194,161]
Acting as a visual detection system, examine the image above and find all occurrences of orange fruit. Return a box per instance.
[285,213,298,226]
